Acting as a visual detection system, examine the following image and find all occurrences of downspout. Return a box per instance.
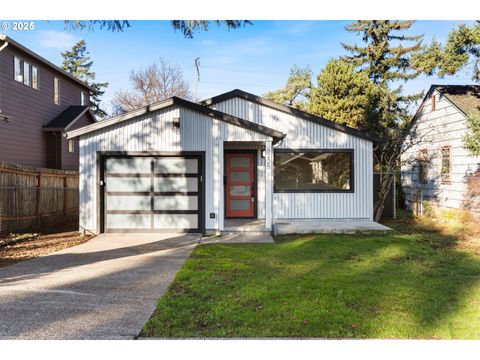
[0,38,9,121]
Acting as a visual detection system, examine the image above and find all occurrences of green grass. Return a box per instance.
[141,216,480,339]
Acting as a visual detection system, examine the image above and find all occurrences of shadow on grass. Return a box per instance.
[142,220,480,339]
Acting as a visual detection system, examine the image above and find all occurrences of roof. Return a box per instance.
[200,89,382,143]
[432,85,480,115]
[0,34,96,93]
[66,97,286,143]
[43,106,95,132]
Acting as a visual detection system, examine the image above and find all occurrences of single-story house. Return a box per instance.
[67,89,382,234]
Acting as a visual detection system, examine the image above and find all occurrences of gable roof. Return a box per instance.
[43,106,95,132]
[66,96,286,143]
[200,89,382,143]
[0,34,96,93]
[414,84,480,120]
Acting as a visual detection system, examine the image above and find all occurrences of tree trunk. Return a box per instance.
[373,171,395,222]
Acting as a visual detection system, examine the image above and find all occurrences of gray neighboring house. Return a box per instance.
[401,85,480,214]
[67,90,383,235]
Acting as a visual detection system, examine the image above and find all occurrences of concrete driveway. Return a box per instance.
[0,233,201,339]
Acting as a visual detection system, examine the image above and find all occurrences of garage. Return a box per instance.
[101,153,204,233]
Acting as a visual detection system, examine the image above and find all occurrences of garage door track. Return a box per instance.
[0,233,201,339]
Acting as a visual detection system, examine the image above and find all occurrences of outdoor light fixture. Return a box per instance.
[261,150,266,158]
[172,117,181,131]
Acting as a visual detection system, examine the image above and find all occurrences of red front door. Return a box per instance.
[225,153,255,218]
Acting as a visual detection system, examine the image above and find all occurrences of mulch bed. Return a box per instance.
[0,230,95,268]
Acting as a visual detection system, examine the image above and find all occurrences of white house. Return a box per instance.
[67,89,383,234]
[401,85,480,215]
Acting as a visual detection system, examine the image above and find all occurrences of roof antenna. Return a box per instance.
[194,57,200,102]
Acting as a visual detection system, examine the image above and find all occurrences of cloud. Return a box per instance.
[37,30,79,49]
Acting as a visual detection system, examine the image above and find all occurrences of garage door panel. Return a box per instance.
[106,157,152,174]
[154,195,198,211]
[154,158,198,174]
[107,177,151,192]
[153,177,198,192]
[107,214,150,229]
[107,195,151,211]
[154,214,198,229]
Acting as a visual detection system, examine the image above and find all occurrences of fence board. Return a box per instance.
[0,162,79,234]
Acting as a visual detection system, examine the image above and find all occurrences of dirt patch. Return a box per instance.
[0,231,95,267]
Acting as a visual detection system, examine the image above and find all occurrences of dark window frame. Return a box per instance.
[440,146,452,184]
[418,148,429,184]
[273,148,355,194]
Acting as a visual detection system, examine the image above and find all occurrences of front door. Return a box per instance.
[225,153,255,218]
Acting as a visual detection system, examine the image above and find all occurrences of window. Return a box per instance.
[23,61,31,86]
[418,149,428,184]
[68,139,75,153]
[441,146,451,183]
[54,77,60,105]
[32,66,38,89]
[274,150,353,192]
[80,91,86,106]
[431,95,436,111]
[14,57,23,82]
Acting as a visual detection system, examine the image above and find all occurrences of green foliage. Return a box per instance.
[64,20,251,38]
[263,65,312,110]
[61,40,108,118]
[414,22,480,82]
[141,222,480,338]
[464,111,480,156]
[308,59,375,129]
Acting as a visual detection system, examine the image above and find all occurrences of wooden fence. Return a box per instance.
[0,162,79,234]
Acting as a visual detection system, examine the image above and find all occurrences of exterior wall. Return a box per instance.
[60,113,94,170]
[0,43,90,169]
[401,90,480,213]
[78,106,272,233]
[210,97,374,219]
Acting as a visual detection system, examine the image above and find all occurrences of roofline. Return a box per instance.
[0,34,96,93]
[412,84,470,123]
[43,107,96,133]
[200,89,383,143]
[67,97,286,142]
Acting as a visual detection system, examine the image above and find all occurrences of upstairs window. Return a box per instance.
[441,146,451,184]
[418,149,428,184]
[68,139,75,153]
[80,91,86,106]
[14,57,23,82]
[431,95,436,111]
[54,77,60,105]
[23,61,31,86]
[32,66,39,89]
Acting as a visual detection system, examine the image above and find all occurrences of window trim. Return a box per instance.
[418,148,429,184]
[440,145,452,184]
[53,77,60,105]
[23,60,31,87]
[68,139,75,153]
[32,66,39,90]
[273,148,355,194]
[80,91,86,106]
[431,94,436,111]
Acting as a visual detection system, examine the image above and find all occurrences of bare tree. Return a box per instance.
[111,58,192,115]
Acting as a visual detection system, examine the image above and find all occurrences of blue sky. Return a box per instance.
[2,20,477,114]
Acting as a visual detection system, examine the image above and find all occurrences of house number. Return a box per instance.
[265,147,272,169]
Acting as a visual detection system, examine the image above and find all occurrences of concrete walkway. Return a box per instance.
[0,233,201,339]
[274,219,392,235]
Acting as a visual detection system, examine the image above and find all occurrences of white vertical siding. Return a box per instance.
[211,98,374,220]
[78,105,272,233]
[401,91,480,213]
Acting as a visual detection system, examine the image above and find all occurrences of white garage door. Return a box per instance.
[103,155,202,233]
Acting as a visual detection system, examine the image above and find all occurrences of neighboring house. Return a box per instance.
[401,85,480,214]
[67,89,380,235]
[0,34,96,170]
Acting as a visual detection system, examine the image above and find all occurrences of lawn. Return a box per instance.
[141,213,480,339]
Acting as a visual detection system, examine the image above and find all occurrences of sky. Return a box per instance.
[2,20,477,114]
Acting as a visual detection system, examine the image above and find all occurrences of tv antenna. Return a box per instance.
[194,57,200,102]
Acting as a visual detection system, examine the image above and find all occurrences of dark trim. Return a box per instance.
[273,148,355,194]
[200,89,382,143]
[106,191,199,196]
[98,151,205,234]
[224,149,258,219]
[68,98,285,143]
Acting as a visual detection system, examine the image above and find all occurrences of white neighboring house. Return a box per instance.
[67,89,382,235]
[401,85,480,214]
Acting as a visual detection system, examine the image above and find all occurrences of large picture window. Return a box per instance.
[274,150,353,192]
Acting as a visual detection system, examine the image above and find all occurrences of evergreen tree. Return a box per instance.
[342,20,425,221]
[61,40,108,118]
[464,112,480,156]
[263,65,312,111]
[308,59,375,129]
